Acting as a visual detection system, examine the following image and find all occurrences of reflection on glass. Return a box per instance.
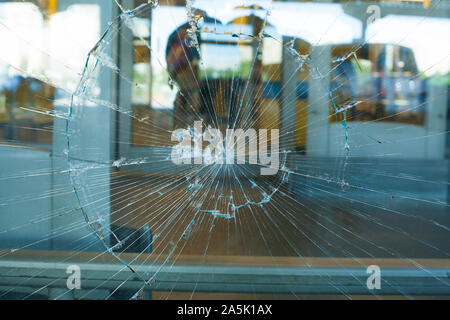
[0,0,448,300]
[330,44,425,125]
[0,1,100,146]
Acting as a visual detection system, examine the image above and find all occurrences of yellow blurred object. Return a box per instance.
[47,0,58,15]
[40,0,58,18]
[385,0,430,8]
[0,94,9,122]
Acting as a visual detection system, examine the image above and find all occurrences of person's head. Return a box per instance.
[165,9,213,91]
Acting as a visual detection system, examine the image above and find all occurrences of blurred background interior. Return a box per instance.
[0,0,449,300]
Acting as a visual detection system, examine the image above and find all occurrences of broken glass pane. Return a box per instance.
[0,0,449,300]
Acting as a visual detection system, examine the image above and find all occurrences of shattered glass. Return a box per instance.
[0,0,449,299]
